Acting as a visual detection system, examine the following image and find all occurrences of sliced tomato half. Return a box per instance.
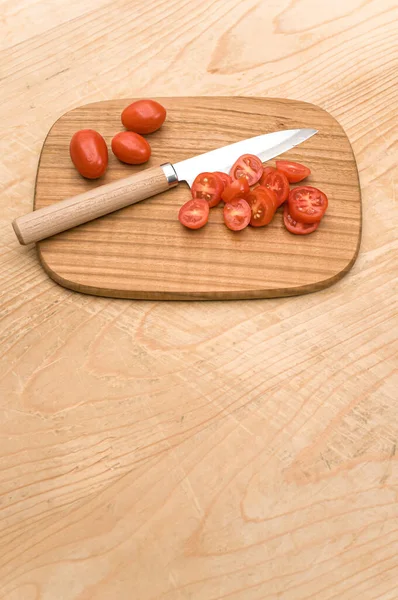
[230,154,263,186]
[191,172,223,208]
[288,186,328,223]
[179,198,209,229]
[283,203,319,235]
[246,186,277,227]
[260,170,290,206]
[276,160,310,183]
[223,198,251,231]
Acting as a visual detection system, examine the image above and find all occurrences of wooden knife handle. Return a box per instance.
[12,164,178,245]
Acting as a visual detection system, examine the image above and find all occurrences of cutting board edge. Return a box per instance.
[34,96,362,300]
[37,240,361,301]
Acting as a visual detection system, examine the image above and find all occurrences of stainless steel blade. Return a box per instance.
[173,128,317,187]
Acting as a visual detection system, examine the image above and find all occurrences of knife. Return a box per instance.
[12,128,317,245]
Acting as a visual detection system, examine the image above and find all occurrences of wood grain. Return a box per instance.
[1,0,397,599]
[34,97,361,300]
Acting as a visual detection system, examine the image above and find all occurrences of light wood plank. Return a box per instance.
[0,0,397,598]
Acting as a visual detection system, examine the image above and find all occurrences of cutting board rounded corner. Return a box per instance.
[35,96,362,301]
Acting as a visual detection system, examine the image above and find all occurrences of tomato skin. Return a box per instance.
[221,178,250,203]
[276,160,310,183]
[192,172,223,207]
[246,186,277,227]
[230,154,263,186]
[259,166,276,185]
[121,99,166,134]
[283,203,320,235]
[179,199,209,230]
[261,170,289,206]
[69,129,108,179]
[223,199,251,231]
[288,186,328,224]
[214,172,232,190]
[111,131,151,165]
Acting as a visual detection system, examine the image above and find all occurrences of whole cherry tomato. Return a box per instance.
[111,132,151,165]
[121,99,166,134]
[69,129,108,179]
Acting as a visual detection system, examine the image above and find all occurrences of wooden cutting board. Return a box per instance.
[35,97,361,300]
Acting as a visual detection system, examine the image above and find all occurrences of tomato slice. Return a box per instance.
[276,160,310,183]
[246,186,277,227]
[221,177,250,203]
[214,171,232,190]
[261,170,289,206]
[288,186,328,224]
[191,172,223,208]
[283,203,320,235]
[259,166,276,185]
[230,154,263,186]
[179,198,209,229]
[223,199,251,231]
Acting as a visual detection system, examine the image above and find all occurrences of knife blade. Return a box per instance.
[174,128,317,186]
[13,128,317,245]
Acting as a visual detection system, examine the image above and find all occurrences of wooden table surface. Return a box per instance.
[1,1,397,598]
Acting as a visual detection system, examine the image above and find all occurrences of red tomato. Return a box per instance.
[221,178,250,203]
[179,199,209,230]
[283,203,320,235]
[223,199,251,231]
[191,172,223,207]
[121,99,166,134]
[69,129,108,179]
[288,186,328,224]
[246,186,277,227]
[230,154,263,186]
[276,160,311,183]
[261,170,289,206]
[111,132,151,165]
[214,171,232,190]
[259,166,276,185]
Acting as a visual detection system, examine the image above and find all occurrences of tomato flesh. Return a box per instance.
[179,199,209,229]
[288,186,328,223]
[283,203,320,235]
[214,171,232,190]
[192,172,223,207]
[221,178,250,203]
[223,199,251,231]
[261,170,289,206]
[246,186,277,227]
[276,160,310,183]
[230,154,263,186]
[259,166,276,185]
